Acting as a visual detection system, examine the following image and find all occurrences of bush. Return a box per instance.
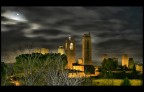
[121,77,131,86]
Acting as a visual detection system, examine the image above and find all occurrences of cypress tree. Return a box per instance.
[121,77,131,86]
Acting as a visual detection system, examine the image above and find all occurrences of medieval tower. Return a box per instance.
[82,33,92,65]
[122,54,129,67]
[64,35,76,69]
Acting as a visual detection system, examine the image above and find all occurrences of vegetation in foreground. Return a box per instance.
[1,51,143,86]
[1,53,84,86]
[92,79,142,86]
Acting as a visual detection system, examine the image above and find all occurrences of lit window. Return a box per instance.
[70,42,73,50]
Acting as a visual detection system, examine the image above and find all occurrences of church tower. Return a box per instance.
[82,33,92,65]
[64,35,76,69]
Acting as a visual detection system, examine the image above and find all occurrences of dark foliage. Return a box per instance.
[121,77,131,86]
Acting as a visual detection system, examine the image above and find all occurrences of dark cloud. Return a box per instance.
[1,16,8,21]
[97,32,120,38]
[3,22,30,30]
[96,39,141,50]
[32,29,68,36]
[1,6,143,65]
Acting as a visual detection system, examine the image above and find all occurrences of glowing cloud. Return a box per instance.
[2,11,27,22]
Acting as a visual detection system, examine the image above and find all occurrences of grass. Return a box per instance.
[92,79,142,86]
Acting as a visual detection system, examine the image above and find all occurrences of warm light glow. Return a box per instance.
[136,64,143,72]
[58,46,65,55]
[70,42,73,50]
[78,58,83,64]
[122,54,129,67]
[73,65,84,71]
[34,48,49,54]
[68,72,85,78]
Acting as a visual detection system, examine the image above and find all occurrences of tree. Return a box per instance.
[130,64,138,79]
[101,58,117,70]
[2,43,84,86]
[43,62,84,86]
[101,59,107,69]
[13,52,83,86]
[1,62,7,77]
[121,77,131,86]
[99,69,114,79]
[1,62,8,86]
[81,77,93,86]
[84,65,95,74]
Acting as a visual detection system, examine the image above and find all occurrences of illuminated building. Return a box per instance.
[68,71,85,78]
[64,35,76,69]
[78,58,83,65]
[73,63,84,71]
[82,33,92,65]
[122,54,129,67]
[136,63,143,73]
[34,48,49,55]
[94,66,101,76]
[58,45,65,55]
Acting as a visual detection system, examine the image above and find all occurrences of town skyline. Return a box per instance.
[1,6,143,65]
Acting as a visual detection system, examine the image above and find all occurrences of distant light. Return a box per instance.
[16,13,19,16]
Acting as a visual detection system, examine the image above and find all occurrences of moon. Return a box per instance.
[2,11,27,22]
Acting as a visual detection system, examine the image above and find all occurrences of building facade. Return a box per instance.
[64,35,76,69]
[82,33,92,65]
[58,46,65,55]
[78,58,83,65]
[136,63,143,73]
[122,54,129,67]
[72,63,84,72]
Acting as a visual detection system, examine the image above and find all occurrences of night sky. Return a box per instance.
[1,6,143,65]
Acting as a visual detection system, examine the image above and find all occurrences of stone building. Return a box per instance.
[122,54,129,67]
[82,33,92,65]
[58,45,65,55]
[64,35,76,69]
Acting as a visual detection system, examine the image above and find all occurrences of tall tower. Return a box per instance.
[82,33,92,65]
[122,54,129,67]
[64,35,76,69]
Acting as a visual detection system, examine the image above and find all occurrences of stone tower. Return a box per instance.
[64,35,76,69]
[122,54,129,67]
[82,33,92,65]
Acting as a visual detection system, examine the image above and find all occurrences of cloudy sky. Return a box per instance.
[1,6,143,65]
